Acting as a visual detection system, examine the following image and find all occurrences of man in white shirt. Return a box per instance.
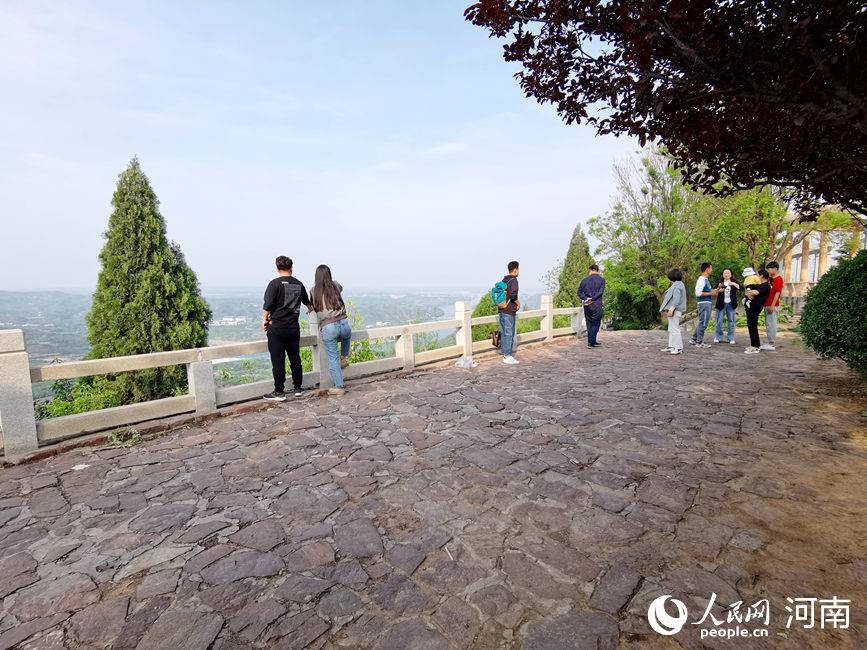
[689,262,720,348]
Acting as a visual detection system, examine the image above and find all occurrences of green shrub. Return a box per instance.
[36,377,121,420]
[471,293,499,342]
[800,251,867,379]
[612,320,654,331]
[611,291,661,328]
[108,427,143,448]
[734,302,793,327]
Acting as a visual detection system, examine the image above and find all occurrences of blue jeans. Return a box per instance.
[691,301,712,343]
[714,304,736,342]
[498,312,516,357]
[584,303,603,345]
[321,319,351,388]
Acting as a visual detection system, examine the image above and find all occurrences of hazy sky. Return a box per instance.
[0,1,639,292]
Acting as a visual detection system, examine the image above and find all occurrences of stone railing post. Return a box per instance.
[309,314,333,389]
[395,328,415,371]
[455,301,473,359]
[0,330,39,458]
[571,309,586,338]
[187,360,217,416]
[541,295,554,341]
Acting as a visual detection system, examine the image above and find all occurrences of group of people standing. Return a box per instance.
[493,261,607,366]
[261,256,352,402]
[661,261,784,355]
[261,255,786,402]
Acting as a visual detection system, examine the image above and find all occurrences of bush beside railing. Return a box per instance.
[0,297,585,458]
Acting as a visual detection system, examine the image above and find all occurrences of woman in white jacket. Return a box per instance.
[659,269,688,355]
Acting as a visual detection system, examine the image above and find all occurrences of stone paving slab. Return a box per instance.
[0,329,865,648]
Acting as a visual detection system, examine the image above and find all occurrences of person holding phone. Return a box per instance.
[713,268,740,344]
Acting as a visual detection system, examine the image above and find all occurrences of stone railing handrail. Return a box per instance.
[0,297,586,459]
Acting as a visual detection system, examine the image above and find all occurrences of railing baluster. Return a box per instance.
[0,330,39,457]
[454,301,473,360]
[188,359,217,416]
[396,328,415,371]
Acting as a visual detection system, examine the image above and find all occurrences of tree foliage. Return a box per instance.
[471,292,500,342]
[466,0,867,219]
[553,225,594,309]
[470,292,541,343]
[36,377,121,420]
[85,157,211,403]
[800,250,867,379]
[588,147,804,326]
[589,147,714,310]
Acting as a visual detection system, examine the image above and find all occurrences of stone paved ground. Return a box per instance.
[1,328,865,650]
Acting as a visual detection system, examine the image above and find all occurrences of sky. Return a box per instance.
[0,0,640,293]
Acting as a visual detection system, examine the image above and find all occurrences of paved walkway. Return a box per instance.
[0,329,865,649]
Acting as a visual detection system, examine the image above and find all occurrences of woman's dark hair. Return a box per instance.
[667,269,682,282]
[311,265,344,312]
[718,268,738,285]
[758,269,770,280]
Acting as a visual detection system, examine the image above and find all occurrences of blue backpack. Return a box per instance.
[491,277,514,309]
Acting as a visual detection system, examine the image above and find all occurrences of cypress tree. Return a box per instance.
[554,225,595,309]
[85,157,211,403]
[553,225,595,327]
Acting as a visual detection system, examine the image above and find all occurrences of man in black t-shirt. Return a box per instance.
[262,256,311,401]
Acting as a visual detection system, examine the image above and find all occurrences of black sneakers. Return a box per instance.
[293,388,304,397]
[263,391,287,402]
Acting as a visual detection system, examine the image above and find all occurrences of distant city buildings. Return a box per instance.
[210,317,248,326]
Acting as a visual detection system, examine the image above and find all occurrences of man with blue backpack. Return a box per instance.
[492,261,521,365]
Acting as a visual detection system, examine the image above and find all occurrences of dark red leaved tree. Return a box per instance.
[466,0,867,220]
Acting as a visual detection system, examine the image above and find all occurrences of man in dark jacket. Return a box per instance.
[498,261,520,364]
[262,256,311,401]
[577,264,606,348]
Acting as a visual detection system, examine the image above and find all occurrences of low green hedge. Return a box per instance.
[800,250,867,379]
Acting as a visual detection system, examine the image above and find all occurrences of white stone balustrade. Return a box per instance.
[0,297,586,459]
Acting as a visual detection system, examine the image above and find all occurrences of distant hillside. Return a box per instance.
[0,288,544,366]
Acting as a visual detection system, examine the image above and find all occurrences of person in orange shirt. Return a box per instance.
[762,261,784,351]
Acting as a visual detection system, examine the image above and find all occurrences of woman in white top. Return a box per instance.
[713,268,741,344]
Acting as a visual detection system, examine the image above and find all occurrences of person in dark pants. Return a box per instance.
[743,269,771,355]
[262,256,311,401]
[577,264,606,348]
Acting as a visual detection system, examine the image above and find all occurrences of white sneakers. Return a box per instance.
[669,349,682,355]
[744,347,760,354]
[502,356,520,365]
[660,347,673,352]
[760,344,776,351]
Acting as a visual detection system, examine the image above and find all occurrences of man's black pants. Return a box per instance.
[267,328,302,392]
